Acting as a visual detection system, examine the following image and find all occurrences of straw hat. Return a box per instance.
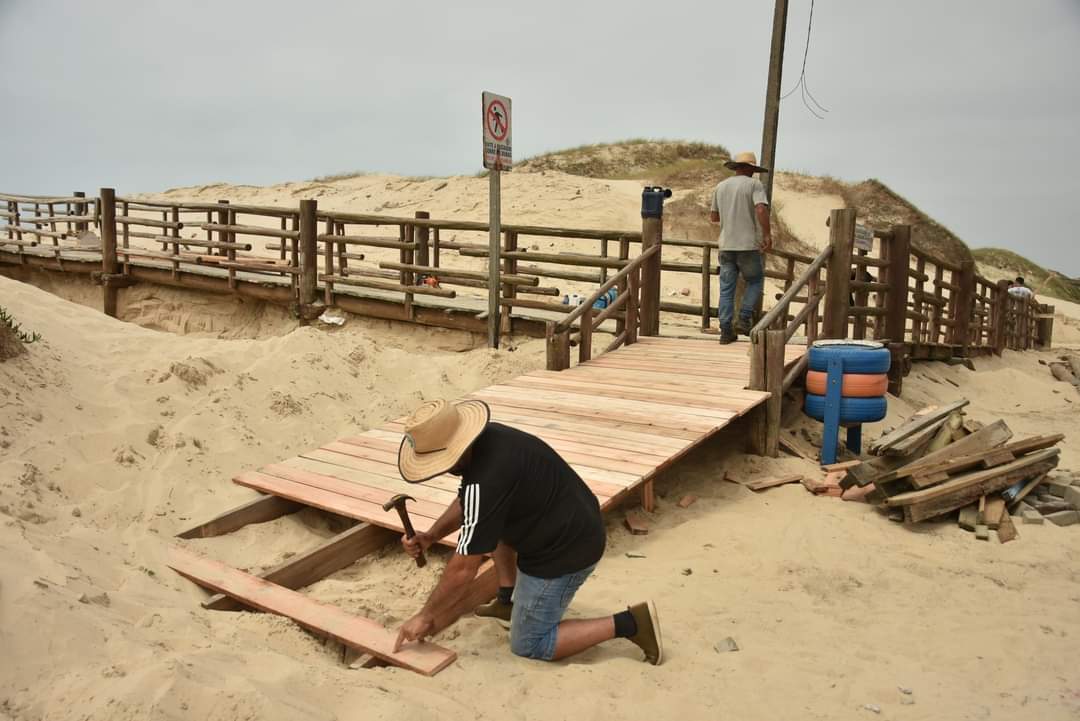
[724,151,769,173]
[397,399,490,482]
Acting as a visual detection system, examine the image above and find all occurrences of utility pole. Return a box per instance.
[759,0,789,202]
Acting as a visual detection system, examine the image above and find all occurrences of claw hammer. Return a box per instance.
[383,493,426,568]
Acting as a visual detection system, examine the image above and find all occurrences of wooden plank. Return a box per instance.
[869,400,970,454]
[204,522,393,611]
[168,546,457,676]
[300,448,461,494]
[868,420,1014,487]
[779,432,819,462]
[257,464,450,520]
[512,373,756,412]
[469,388,722,433]
[997,511,1019,543]
[280,456,458,505]
[177,494,300,539]
[889,449,1060,507]
[885,432,1060,490]
[556,367,768,404]
[983,496,1007,529]
[900,459,1059,523]
[677,494,698,508]
[485,382,736,422]
[744,474,803,491]
[233,471,459,543]
[470,396,707,440]
[624,511,649,535]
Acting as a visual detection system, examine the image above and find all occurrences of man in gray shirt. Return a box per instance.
[709,151,773,343]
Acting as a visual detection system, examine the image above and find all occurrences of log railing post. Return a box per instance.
[626,264,640,345]
[953,259,976,353]
[639,187,667,336]
[414,211,430,267]
[99,187,118,318]
[749,331,768,455]
[579,305,594,363]
[298,199,318,315]
[821,208,855,339]
[992,279,1009,355]
[73,191,87,232]
[883,224,911,343]
[764,328,786,457]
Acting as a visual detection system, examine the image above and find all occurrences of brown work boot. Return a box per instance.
[475,599,513,628]
[627,600,663,665]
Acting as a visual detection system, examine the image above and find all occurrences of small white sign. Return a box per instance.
[482,91,512,171]
[854,224,874,252]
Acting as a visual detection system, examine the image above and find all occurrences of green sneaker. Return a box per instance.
[475,599,513,628]
[627,600,663,665]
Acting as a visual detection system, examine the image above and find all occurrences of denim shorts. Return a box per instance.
[509,563,597,661]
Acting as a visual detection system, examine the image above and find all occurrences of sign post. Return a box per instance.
[483,91,512,348]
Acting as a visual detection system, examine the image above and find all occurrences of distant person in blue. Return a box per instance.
[708,151,772,344]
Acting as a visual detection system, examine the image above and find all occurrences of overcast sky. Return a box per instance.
[2,0,1077,275]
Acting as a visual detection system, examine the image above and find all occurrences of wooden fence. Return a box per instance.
[743,207,1054,456]
[1,189,1053,457]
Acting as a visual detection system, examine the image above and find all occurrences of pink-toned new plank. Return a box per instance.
[168,546,456,676]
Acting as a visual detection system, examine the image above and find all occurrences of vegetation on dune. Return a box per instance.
[517,139,732,183]
[972,248,1080,303]
[0,306,41,361]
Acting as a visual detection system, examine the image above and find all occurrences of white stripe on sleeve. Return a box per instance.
[456,485,479,554]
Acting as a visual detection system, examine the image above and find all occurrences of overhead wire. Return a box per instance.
[781,0,829,119]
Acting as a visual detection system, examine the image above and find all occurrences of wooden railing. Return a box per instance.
[1,192,100,254]
[544,244,658,370]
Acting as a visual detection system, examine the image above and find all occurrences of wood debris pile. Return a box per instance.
[833,400,1070,542]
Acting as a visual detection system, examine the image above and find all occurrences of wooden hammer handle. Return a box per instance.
[395,506,427,568]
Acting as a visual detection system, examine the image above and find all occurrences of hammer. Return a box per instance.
[383,494,426,568]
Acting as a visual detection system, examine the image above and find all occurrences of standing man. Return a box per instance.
[1008,276,1035,300]
[393,399,663,664]
[709,151,773,343]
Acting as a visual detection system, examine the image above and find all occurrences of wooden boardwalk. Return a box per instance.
[234,336,807,543]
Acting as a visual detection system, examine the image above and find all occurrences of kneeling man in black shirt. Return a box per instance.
[393,399,662,664]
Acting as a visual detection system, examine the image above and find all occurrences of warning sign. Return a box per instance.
[482,91,512,171]
[854,224,874,251]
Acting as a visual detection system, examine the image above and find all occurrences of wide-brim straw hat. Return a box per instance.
[724,151,769,173]
[397,399,490,482]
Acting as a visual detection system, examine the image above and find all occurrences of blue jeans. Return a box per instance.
[717,250,764,332]
[509,563,597,661]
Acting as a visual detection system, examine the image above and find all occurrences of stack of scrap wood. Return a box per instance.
[838,400,1068,542]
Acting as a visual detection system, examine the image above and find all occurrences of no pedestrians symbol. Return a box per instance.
[482,91,512,171]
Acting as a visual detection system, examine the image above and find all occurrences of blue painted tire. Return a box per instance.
[804,393,888,423]
[808,343,891,374]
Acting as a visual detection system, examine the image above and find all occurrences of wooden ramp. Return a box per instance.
[235,336,807,540]
[173,335,807,675]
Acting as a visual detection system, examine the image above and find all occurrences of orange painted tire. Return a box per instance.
[805,370,889,397]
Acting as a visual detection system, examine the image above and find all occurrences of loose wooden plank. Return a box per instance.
[677,495,698,508]
[901,458,1060,523]
[779,433,819,462]
[204,522,393,611]
[866,420,1014,487]
[997,511,1019,543]
[821,460,862,472]
[886,433,1062,490]
[744,474,803,492]
[869,399,970,454]
[624,511,649,535]
[177,494,301,539]
[984,496,1007,529]
[168,546,457,676]
[889,450,1061,507]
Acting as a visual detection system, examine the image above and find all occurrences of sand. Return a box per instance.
[3,263,1080,721]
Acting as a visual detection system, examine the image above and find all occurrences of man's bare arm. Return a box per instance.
[755,203,772,250]
[395,552,485,650]
[427,497,463,541]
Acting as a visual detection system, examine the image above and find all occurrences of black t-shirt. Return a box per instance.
[455,423,605,578]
